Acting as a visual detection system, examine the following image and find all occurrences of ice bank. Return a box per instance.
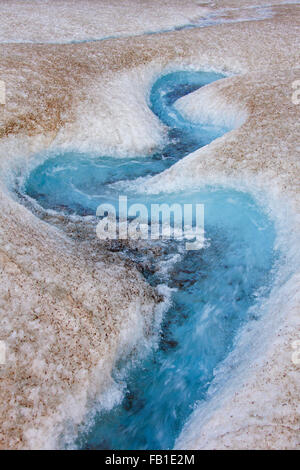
[0,0,299,450]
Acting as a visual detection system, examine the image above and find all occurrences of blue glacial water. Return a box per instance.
[4,5,273,45]
[24,71,277,449]
[25,71,229,215]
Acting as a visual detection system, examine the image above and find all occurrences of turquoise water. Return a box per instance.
[24,71,276,450]
[25,71,228,215]
[77,188,275,450]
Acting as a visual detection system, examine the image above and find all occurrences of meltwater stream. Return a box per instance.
[24,71,277,449]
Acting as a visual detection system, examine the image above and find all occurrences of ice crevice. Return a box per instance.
[0,0,299,449]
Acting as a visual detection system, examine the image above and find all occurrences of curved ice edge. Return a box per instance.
[0,5,275,45]
[0,62,299,449]
[171,182,300,449]
[18,70,256,449]
[71,177,297,451]
[2,135,298,450]
[174,82,248,131]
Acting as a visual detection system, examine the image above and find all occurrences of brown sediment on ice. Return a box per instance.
[153,68,300,450]
[0,186,162,448]
[0,0,299,449]
[0,0,210,44]
[0,2,299,143]
[0,186,162,449]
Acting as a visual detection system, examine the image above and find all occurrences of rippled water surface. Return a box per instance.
[24,71,277,449]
